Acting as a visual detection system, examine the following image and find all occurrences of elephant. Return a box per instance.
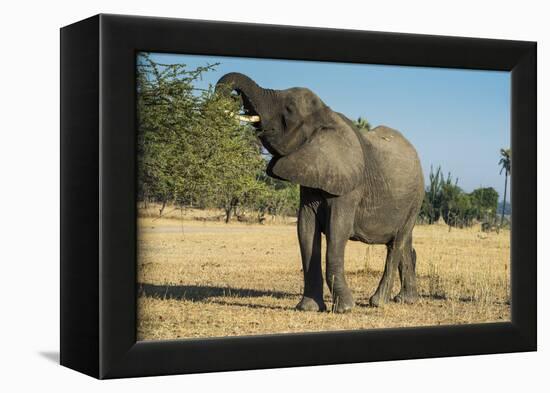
[216,73,425,313]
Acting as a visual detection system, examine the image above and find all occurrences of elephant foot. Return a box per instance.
[369,292,390,307]
[393,291,418,304]
[332,293,355,313]
[296,296,327,312]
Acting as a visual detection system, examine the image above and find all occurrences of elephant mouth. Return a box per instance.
[225,94,262,126]
[240,95,262,127]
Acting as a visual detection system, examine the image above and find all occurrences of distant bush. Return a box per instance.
[419,166,499,228]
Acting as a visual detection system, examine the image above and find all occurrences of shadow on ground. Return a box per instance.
[138,283,294,302]
[38,351,59,364]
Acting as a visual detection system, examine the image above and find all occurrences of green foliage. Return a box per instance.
[246,180,300,222]
[439,174,463,225]
[469,187,498,221]
[421,165,443,224]
[137,54,299,222]
[420,166,499,228]
[499,148,511,176]
[354,117,371,132]
[498,148,511,227]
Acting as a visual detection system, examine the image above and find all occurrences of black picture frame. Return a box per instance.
[60,14,536,379]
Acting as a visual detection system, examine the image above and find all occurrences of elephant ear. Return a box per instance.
[267,126,365,195]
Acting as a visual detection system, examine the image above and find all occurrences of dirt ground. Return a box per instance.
[137,209,510,341]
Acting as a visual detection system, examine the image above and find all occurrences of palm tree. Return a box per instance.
[498,148,511,227]
[354,117,371,132]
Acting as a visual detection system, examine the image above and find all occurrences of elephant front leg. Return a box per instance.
[296,205,326,312]
[324,197,357,313]
[325,236,355,313]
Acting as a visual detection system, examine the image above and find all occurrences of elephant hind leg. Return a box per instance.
[369,238,399,307]
[370,225,416,307]
[394,236,418,304]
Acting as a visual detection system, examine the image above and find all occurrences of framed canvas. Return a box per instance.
[60,14,536,379]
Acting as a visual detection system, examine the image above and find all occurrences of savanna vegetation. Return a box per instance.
[137,54,511,230]
[418,166,501,229]
[137,54,299,225]
[137,211,510,340]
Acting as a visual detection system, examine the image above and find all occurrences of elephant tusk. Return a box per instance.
[224,110,261,123]
[235,114,261,123]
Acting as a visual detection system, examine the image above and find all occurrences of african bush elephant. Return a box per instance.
[216,73,425,313]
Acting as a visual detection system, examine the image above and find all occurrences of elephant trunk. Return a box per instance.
[215,73,272,123]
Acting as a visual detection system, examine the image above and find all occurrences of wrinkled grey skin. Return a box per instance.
[216,73,425,313]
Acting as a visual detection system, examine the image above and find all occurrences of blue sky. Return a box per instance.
[144,52,511,202]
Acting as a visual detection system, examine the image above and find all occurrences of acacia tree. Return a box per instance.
[137,53,216,209]
[137,54,263,219]
[183,89,265,222]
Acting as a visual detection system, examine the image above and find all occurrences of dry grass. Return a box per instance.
[138,204,297,225]
[137,207,510,341]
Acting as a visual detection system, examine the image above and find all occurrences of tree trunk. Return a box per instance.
[159,199,167,217]
[224,207,232,223]
[501,172,508,227]
[224,197,238,223]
